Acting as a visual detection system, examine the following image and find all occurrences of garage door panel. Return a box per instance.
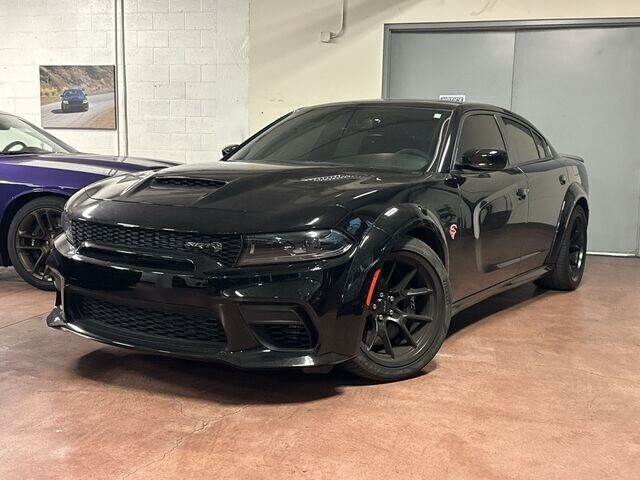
[385,24,640,255]
[388,31,515,108]
[511,27,640,254]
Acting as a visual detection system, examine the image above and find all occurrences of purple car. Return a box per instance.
[0,112,176,290]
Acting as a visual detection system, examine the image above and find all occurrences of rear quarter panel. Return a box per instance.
[544,155,589,266]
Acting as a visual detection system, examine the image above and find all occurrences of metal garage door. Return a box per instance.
[386,31,515,106]
[384,21,640,255]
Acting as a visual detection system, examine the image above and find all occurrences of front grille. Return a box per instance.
[70,296,227,347]
[152,177,227,188]
[262,324,312,350]
[71,221,242,267]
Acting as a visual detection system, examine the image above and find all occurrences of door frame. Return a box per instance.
[382,17,640,98]
[382,17,640,257]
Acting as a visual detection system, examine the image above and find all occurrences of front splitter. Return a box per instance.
[46,306,352,369]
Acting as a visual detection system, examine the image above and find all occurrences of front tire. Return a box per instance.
[535,205,587,291]
[343,238,451,382]
[7,196,66,291]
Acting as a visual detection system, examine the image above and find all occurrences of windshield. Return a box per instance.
[229,105,451,172]
[0,115,75,155]
[63,89,84,97]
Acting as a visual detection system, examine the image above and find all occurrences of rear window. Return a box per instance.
[533,131,549,158]
[503,118,539,163]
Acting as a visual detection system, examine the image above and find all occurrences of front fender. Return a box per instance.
[338,204,449,310]
[547,182,588,265]
[372,203,450,270]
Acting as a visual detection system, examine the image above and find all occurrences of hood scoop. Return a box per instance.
[299,174,366,183]
[151,176,228,189]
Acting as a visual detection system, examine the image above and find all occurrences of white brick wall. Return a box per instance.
[0,1,118,154]
[125,0,249,162]
[0,0,249,162]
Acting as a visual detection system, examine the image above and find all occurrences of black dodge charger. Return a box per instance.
[61,88,89,112]
[47,101,589,381]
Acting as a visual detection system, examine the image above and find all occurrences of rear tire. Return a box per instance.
[343,238,451,382]
[7,196,66,291]
[535,205,587,291]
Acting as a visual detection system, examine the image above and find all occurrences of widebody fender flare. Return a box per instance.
[547,182,589,265]
[339,203,449,310]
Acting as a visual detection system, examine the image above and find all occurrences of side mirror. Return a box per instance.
[459,149,508,171]
[221,144,239,157]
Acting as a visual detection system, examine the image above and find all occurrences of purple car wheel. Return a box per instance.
[8,196,66,290]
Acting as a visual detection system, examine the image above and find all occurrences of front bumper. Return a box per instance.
[46,234,369,369]
[64,100,87,110]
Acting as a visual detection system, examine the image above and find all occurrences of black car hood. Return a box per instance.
[88,160,422,209]
[79,161,426,233]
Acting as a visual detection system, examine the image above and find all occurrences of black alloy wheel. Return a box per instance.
[364,252,439,364]
[344,238,451,381]
[7,196,66,290]
[535,205,587,291]
[568,213,587,282]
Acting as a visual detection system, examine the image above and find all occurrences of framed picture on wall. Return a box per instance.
[39,65,117,130]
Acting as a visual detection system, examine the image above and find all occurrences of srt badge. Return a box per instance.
[184,241,223,253]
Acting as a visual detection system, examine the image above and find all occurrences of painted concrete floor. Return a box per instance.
[0,256,638,479]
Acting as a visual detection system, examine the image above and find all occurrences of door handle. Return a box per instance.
[559,174,567,185]
[516,187,529,200]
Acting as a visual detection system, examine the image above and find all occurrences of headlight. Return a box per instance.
[61,210,73,245]
[82,99,88,103]
[237,230,352,266]
[63,100,69,104]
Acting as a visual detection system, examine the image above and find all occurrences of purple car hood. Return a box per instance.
[0,152,176,176]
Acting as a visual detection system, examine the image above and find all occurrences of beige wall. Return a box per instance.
[249,0,640,132]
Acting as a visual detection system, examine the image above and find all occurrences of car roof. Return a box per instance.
[302,99,518,114]
[301,99,535,129]
[0,111,34,122]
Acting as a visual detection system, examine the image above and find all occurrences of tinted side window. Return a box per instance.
[503,118,539,163]
[457,114,506,161]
